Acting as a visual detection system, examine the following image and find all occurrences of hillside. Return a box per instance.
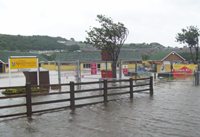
[0,34,167,52]
[1,34,188,61]
[0,34,80,51]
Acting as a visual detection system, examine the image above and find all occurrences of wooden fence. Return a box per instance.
[0,77,153,119]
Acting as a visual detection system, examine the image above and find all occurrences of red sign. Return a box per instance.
[173,66,193,78]
[123,68,128,75]
[101,70,113,78]
[91,63,97,75]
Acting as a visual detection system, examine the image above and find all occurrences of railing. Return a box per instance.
[0,76,153,119]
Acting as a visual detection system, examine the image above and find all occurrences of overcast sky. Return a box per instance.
[0,0,200,47]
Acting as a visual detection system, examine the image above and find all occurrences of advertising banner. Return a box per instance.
[91,63,97,75]
[9,57,38,69]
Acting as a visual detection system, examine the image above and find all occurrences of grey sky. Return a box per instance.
[0,0,200,47]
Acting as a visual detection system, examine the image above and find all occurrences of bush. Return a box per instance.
[2,87,48,95]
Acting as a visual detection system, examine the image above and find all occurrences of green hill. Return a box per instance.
[0,51,48,63]
[0,34,75,51]
[0,34,167,52]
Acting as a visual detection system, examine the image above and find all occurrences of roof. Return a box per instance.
[55,50,142,62]
[161,51,185,61]
[148,50,173,61]
[149,50,185,61]
[0,51,48,63]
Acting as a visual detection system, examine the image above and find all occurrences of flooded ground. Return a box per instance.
[0,70,123,87]
[0,76,200,137]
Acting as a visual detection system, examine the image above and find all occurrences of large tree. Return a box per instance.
[85,15,129,78]
[176,26,200,64]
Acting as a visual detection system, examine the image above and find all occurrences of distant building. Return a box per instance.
[149,50,186,64]
[0,60,5,73]
[148,50,186,73]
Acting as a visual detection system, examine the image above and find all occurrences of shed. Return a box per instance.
[0,60,6,73]
[149,50,186,64]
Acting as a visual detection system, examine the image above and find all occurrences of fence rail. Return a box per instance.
[0,76,153,119]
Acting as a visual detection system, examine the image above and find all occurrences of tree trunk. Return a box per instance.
[111,61,117,78]
[195,46,199,64]
[196,46,200,71]
[189,47,195,63]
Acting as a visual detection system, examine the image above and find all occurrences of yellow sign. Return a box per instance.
[173,64,197,72]
[9,57,38,69]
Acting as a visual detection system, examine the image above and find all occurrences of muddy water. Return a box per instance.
[0,79,200,137]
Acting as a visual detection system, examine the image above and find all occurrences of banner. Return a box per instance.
[172,64,197,78]
[9,57,38,69]
[122,65,128,75]
[91,63,97,75]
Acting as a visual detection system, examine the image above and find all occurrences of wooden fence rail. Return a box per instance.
[0,76,153,119]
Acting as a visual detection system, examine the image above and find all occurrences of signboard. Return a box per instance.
[173,66,193,78]
[8,56,39,86]
[123,68,128,75]
[91,63,97,75]
[9,57,38,69]
[122,65,128,75]
[101,70,113,78]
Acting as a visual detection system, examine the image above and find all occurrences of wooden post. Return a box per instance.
[26,82,32,118]
[194,71,197,86]
[150,76,153,95]
[129,78,133,98]
[119,60,122,79]
[135,62,138,80]
[103,79,108,103]
[195,71,199,86]
[70,81,75,110]
[197,71,200,85]
[99,78,103,89]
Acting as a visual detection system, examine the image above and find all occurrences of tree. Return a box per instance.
[67,44,80,52]
[85,15,129,78]
[176,26,200,64]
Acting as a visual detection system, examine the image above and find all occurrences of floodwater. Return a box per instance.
[0,73,200,137]
[0,70,121,87]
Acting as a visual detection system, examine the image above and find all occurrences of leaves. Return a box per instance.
[176,26,199,47]
[85,14,129,78]
[176,26,200,63]
[85,14,129,60]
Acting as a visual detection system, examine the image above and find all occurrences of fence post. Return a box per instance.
[26,82,32,119]
[103,79,108,103]
[70,81,75,110]
[197,71,199,85]
[129,78,133,98]
[99,78,103,89]
[150,76,153,95]
[194,71,197,86]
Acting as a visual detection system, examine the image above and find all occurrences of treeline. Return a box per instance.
[0,34,167,52]
[123,42,165,49]
[0,34,75,51]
